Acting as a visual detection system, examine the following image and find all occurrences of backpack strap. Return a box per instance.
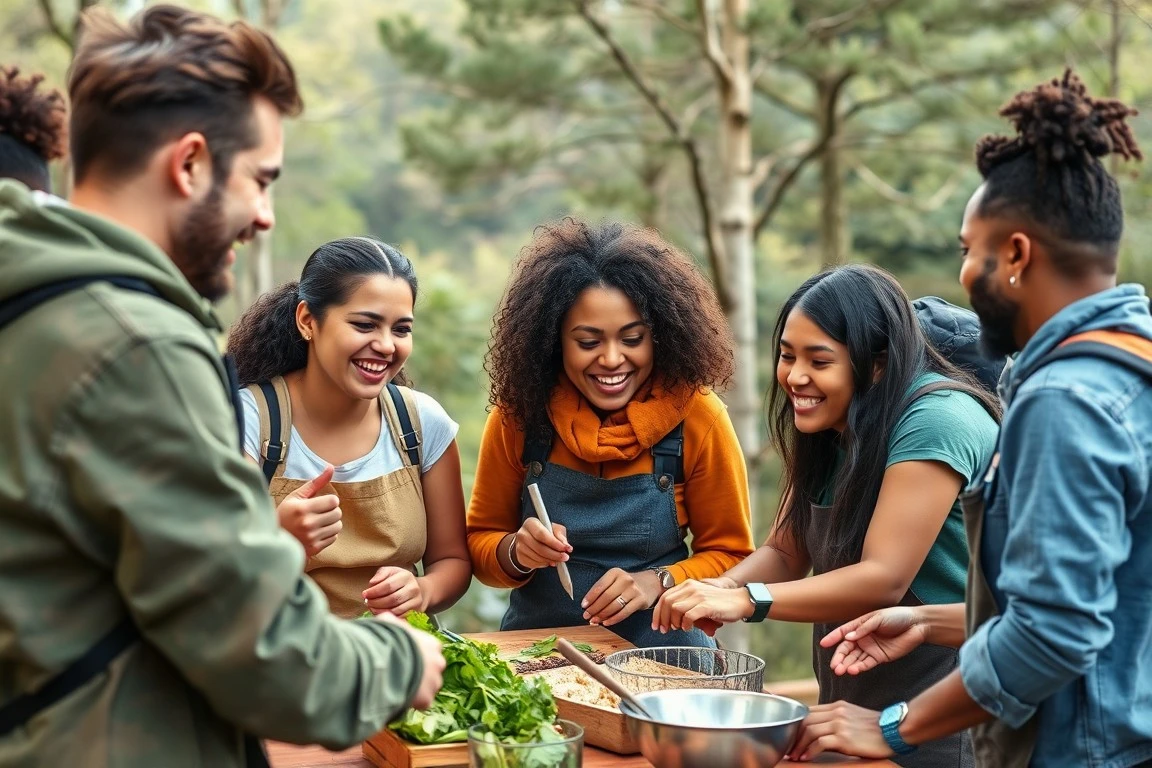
[383,383,423,468]
[651,421,686,485]
[0,275,158,331]
[246,376,291,485]
[1036,330,1152,380]
[907,380,1001,422]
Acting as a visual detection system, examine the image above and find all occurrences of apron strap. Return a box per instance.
[382,383,423,468]
[247,375,291,485]
[651,421,685,485]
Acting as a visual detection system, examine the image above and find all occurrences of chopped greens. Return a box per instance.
[388,613,560,748]
[514,635,593,660]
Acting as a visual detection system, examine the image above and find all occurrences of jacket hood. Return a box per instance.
[1003,283,1152,401]
[0,180,220,330]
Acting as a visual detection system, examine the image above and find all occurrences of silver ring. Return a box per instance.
[616,596,628,608]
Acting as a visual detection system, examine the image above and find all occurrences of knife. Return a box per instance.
[427,613,467,645]
[527,483,574,601]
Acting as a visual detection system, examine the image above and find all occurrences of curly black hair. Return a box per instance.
[486,219,734,441]
[975,69,1142,275]
[0,67,67,191]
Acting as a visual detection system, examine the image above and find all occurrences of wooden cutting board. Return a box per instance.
[362,626,637,767]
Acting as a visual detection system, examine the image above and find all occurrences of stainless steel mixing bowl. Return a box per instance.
[619,689,808,768]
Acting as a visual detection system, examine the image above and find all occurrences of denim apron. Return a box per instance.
[500,454,714,649]
[807,504,974,768]
[960,455,1038,767]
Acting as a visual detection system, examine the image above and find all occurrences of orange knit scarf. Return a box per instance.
[547,375,698,463]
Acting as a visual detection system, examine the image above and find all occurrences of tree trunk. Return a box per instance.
[713,0,755,654]
[816,72,847,267]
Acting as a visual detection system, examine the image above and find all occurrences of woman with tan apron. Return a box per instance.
[654,265,1000,766]
[227,237,471,619]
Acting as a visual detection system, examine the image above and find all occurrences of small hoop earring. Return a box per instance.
[303,334,312,342]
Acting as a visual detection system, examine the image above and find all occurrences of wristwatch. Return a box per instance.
[742,582,773,622]
[878,702,917,756]
[650,566,675,590]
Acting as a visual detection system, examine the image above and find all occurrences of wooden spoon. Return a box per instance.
[556,638,656,720]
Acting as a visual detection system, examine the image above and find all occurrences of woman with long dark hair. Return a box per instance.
[655,264,999,766]
[228,237,471,618]
[467,219,755,648]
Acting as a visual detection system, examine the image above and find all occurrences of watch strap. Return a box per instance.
[742,582,773,622]
[879,703,917,756]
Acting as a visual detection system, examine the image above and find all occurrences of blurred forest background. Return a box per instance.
[5,0,1150,682]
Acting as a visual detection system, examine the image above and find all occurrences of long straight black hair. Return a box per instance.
[769,264,1000,568]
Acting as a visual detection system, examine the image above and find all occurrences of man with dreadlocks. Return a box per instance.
[0,66,67,193]
[789,70,1152,767]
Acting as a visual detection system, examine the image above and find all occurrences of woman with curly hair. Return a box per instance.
[0,66,67,192]
[467,219,755,648]
[228,237,471,619]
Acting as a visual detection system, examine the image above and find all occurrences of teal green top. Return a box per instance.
[890,372,998,603]
[820,372,999,604]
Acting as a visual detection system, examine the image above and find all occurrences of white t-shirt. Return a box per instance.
[239,387,459,482]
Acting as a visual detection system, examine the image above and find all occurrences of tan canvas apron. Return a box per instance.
[250,376,428,619]
[960,455,1038,767]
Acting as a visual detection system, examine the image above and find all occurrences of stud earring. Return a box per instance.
[1009,275,1017,286]
[303,334,312,342]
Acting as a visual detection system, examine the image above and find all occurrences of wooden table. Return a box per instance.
[267,625,896,767]
[267,741,897,767]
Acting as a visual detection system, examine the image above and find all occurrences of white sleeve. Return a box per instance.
[412,390,459,473]
[238,387,263,463]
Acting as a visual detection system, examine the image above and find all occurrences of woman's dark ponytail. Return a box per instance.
[230,280,307,386]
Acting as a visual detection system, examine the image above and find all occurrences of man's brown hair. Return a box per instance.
[68,4,303,185]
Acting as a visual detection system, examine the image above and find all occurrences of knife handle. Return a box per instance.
[527,483,555,530]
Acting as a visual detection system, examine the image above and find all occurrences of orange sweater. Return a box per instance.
[467,388,754,589]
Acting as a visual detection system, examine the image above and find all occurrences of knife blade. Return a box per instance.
[427,613,467,644]
[527,483,574,601]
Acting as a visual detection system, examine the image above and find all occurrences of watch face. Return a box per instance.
[879,703,907,727]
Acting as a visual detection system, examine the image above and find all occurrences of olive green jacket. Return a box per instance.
[0,181,423,767]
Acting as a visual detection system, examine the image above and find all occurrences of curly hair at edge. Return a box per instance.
[486,219,735,441]
[0,66,67,162]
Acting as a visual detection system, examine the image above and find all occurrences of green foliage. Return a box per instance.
[389,612,559,745]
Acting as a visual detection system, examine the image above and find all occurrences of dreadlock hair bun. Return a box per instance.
[976,68,1141,177]
[973,69,1142,272]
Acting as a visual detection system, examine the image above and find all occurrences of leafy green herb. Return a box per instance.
[389,612,559,747]
[514,635,592,660]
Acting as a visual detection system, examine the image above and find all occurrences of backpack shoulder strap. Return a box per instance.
[907,380,1001,422]
[651,421,686,485]
[1036,330,1152,381]
[0,275,159,332]
[247,375,291,485]
[383,383,423,468]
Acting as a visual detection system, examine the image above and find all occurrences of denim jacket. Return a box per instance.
[958,285,1152,767]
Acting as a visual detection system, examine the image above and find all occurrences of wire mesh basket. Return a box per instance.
[604,646,765,694]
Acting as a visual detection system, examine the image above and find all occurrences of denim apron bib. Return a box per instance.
[960,455,1038,768]
[807,503,974,768]
[500,442,714,649]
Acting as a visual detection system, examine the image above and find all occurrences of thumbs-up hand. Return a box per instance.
[276,464,342,558]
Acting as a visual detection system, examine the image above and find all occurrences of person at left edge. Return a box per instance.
[466,219,755,648]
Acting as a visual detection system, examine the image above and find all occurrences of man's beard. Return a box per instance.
[171,182,236,303]
[969,266,1021,358]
